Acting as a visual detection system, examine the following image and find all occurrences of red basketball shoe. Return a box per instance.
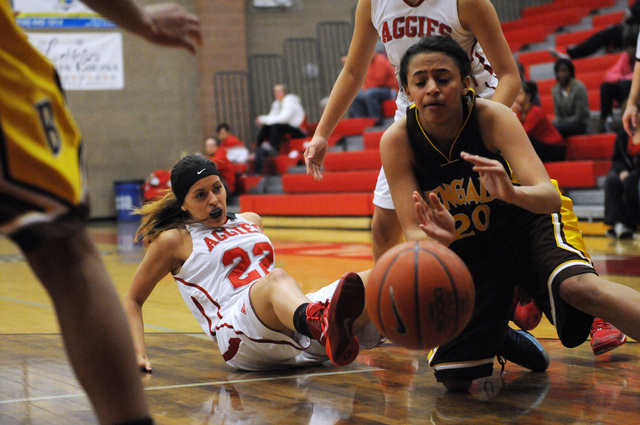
[512,286,542,331]
[590,318,627,355]
[306,272,364,366]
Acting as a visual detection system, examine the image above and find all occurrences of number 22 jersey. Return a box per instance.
[173,215,274,338]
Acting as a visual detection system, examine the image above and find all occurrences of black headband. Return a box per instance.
[172,160,220,205]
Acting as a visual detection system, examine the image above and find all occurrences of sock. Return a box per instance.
[114,418,154,425]
[293,303,312,338]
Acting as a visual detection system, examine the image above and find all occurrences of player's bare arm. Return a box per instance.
[380,119,427,242]
[81,0,201,53]
[124,228,187,372]
[458,0,520,107]
[305,0,379,179]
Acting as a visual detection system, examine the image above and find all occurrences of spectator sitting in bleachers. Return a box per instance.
[216,122,249,174]
[205,137,236,195]
[552,58,590,137]
[349,52,398,123]
[254,84,306,174]
[599,34,638,133]
[512,81,566,162]
[551,0,640,60]
[604,128,640,239]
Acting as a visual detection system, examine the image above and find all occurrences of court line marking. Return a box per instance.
[0,367,382,405]
[0,296,53,309]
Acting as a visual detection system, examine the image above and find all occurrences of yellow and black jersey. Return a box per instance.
[0,1,86,240]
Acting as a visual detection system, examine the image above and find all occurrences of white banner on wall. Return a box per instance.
[27,32,124,91]
[14,0,115,28]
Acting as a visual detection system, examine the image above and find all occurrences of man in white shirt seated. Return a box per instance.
[254,84,306,174]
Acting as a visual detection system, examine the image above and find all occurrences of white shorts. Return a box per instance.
[373,167,395,210]
[216,278,381,371]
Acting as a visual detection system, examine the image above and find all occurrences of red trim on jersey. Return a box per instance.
[216,322,310,350]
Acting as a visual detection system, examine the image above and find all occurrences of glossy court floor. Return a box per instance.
[1,219,639,424]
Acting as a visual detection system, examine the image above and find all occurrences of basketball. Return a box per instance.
[366,240,475,350]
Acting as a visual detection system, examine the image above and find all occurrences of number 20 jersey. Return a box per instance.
[173,216,274,338]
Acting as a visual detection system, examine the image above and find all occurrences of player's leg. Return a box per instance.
[371,206,404,262]
[249,268,365,365]
[371,168,405,261]
[527,192,626,353]
[23,228,151,425]
[558,274,639,346]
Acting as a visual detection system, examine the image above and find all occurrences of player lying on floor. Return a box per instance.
[380,35,635,391]
[123,154,382,372]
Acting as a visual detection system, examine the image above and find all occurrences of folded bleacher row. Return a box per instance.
[238,0,631,241]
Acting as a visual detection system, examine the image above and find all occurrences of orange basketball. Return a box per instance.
[366,240,475,350]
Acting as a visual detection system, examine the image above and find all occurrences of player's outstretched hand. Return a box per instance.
[414,191,455,247]
[461,151,515,203]
[144,3,202,54]
[304,136,328,180]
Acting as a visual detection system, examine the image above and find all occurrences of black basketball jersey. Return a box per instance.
[405,92,527,257]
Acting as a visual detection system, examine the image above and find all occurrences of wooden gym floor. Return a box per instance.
[1,219,639,424]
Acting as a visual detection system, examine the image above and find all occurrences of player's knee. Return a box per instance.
[442,380,472,392]
[371,208,402,258]
[558,274,603,310]
[267,268,292,284]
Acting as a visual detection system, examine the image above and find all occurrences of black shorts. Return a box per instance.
[430,192,595,383]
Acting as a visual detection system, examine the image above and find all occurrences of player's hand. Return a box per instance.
[414,191,455,247]
[461,151,515,203]
[304,136,328,180]
[137,354,153,374]
[622,103,639,141]
[143,3,201,54]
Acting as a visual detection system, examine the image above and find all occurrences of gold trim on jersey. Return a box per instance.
[412,88,476,165]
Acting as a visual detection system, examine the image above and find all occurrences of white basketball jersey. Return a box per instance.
[173,216,275,338]
[371,0,498,115]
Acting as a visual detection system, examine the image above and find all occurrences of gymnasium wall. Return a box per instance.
[64,0,522,218]
[64,0,359,218]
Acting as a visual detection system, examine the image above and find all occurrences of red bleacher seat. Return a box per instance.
[519,9,591,29]
[565,133,616,160]
[517,50,556,69]
[363,130,385,150]
[323,150,381,172]
[592,11,625,30]
[520,0,615,18]
[504,24,555,52]
[237,175,263,194]
[332,117,378,137]
[264,154,300,175]
[555,29,599,51]
[588,90,601,112]
[282,170,378,194]
[239,193,375,216]
[573,53,620,73]
[545,160,611,188]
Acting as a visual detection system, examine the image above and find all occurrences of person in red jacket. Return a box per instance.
[512,82,566,162]
[349,52,398,121]
[205,137,236,195]
[217,123,249,175]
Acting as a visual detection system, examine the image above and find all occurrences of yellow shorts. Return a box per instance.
[1,4,87,249]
